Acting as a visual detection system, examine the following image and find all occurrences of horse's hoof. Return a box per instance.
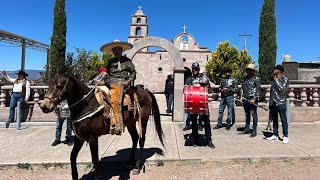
[132,168,141,175]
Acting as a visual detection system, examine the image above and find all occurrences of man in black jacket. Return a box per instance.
[164,73,174,114]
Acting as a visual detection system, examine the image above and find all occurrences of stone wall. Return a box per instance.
[132,51,211,92]
[282,62,299,80]
[299,68,320,82]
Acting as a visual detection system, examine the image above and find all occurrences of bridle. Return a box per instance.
[44,77,70,107]
[44,73,106,110]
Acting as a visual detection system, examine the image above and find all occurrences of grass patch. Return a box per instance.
[17,163,32,170]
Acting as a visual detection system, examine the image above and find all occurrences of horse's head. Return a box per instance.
[40,68,72,113]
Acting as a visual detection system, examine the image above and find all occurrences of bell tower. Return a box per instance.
[128,5,148,52]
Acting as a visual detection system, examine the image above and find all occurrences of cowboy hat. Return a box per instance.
[15,70,28,77]
[244,64,256,73]
[100,39,133,53]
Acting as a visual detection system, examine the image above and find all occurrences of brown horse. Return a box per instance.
[40,68,165,180]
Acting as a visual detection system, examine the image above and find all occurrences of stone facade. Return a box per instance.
[283,61,320,83]
[127,8,211,92]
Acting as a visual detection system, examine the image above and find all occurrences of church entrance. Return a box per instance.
[126,37,185,122]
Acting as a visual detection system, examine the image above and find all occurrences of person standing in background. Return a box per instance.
[2,70,30,128]
[52,100,73,146]
[164,73,174,114]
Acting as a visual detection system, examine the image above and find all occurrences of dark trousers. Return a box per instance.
[191,114,212,141]
[242,99,258,132]
[165,94,173,112]
[270,102,288,137]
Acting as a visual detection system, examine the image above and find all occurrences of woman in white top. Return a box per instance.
[1,70,30,128]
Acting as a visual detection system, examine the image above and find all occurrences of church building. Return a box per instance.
[128,7,211,92]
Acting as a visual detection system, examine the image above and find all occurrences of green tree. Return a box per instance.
[48,0,67,81]
[258,0,277,85]
[205,41,254,85]
[71,48,113,83]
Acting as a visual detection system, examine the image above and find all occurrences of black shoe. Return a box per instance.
[67,141,73,146]
[193,136,199,147]
[241,129,250,134]
[193,140,199,147]
[249,131,257,138]
[213,124,222,129]
[207,140,215,149]
[51,140,61,146]
[64,139,73,146]
[198,126,203,131]
[5,121,10,128]
[226,125,231,131]
[183,126,191,131]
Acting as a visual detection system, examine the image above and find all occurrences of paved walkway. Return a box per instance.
[0,121,319,166]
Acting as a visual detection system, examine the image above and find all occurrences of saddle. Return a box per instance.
[94,85,137,135]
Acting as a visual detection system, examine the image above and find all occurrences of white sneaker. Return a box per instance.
[283,137,289,144]
[266,135,278,140]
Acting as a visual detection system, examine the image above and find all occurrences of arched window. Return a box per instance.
[136,27,141,36]
[137,18,141,24]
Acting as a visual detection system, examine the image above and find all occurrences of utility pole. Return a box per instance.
[239,32,252,51]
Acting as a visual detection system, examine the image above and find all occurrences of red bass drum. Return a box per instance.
[184,85,209,115]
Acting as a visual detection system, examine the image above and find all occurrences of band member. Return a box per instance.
[266,65,290,144]
[185,62,214,148]
[2,70,30,128]
[240,64,261,137]
[100,39,136,134]
[215,67,238,130]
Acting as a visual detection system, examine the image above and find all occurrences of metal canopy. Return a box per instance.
[0,29,49,52]
[0,29,50,70]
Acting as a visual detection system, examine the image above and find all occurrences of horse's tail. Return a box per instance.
[146,90,165,147]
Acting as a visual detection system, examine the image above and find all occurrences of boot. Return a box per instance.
[207,139,215,149]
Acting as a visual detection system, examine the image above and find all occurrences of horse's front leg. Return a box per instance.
[70,136,85,180]
[89,136,101,180]
[127,113,139,168]
[133,124,147,175]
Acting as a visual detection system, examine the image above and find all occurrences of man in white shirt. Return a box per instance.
[1,70,30,128]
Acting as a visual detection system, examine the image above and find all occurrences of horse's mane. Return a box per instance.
[55,67,90,93]
[68,74,90,93]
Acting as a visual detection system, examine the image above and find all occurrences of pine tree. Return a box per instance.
[258,0,277,85]
[205,41,254,85]
[48,0,67,80]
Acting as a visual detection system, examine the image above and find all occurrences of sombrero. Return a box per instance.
[244,63,256,72]
[100,39,133,53]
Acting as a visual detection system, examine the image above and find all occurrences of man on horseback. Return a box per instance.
[100,39,137,135]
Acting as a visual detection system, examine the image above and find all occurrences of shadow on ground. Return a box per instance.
[80,147,164,180]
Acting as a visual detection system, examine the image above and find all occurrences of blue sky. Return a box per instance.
[0,0,319,70]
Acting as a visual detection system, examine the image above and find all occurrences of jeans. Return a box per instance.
[217,96,234,126]
[243,99,258,132]
[165,94,173,112]
[191,114,212,141]
[184,113,191,127]
[8,93,24,123]
[55,117,72,141]
[270,102,288,137]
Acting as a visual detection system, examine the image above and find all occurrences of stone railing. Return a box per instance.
[0,86,48,107]
[1,84,319,108]
[210,84,320,107]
